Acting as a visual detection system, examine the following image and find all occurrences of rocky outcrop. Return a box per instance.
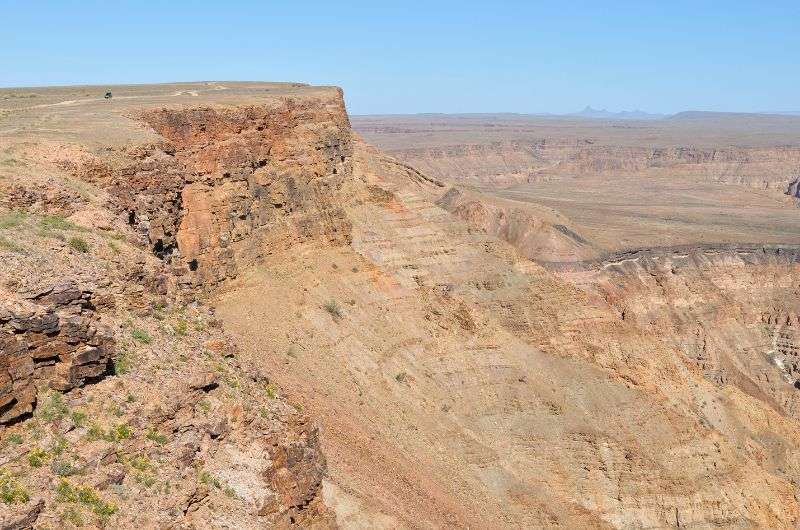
[386,141,800,189]
[0,282,113,425]
[788,177,800,199]
[99,95,356,291]
[566,246,800,419]
[437,186,598,262]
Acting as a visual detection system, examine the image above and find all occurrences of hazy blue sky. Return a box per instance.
[2,1,798,114]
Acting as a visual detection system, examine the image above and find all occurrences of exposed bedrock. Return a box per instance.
[96,92,357,292]
[390,141,800,189]
[567,247,800,418]
[789,176,800,199]
[436,186,599,262]
[0,281,114,425]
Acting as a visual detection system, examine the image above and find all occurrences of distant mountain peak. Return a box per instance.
[571,106,665,120]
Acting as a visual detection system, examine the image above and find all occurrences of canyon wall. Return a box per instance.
[103,93,356,291]
[0,84,349,528]
[389,141,800,189]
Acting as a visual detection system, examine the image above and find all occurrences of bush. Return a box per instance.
[51,458,78,477]
[27,447,49,467]
[112,350,133,375]
[0,470,30,504]
[55,480,117,517]
[0,236,24,253]
[39,392,69,422]
[323,300,342,320]
[146,428,168,445]
[68,237,90,253]
[174,319,188,336]
[131,328,152,344]
[85,423,132,443]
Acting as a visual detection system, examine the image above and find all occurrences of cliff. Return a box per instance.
[3,82,800,529]
[0,82,344,528]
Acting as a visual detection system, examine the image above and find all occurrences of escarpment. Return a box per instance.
[0,83,348,528]
[378,141,800,190]
[3,82,800,529]
[566,246,800,414]
[105,95,356,291]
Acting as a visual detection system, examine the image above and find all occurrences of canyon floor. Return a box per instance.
[1,83,800,529]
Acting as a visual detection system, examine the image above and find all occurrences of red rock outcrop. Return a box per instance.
[0,282,113,425]
[100,94,356,291]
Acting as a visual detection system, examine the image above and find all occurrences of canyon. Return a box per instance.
[0,82,799,529]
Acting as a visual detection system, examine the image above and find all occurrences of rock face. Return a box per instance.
[353,114,800,191]
[3,82,800,528]
[0,83,345,528]
[214,137,800,528]
[103,95,355,290]
[436,186,598,262]
[789,177,800,199]
[0,282,113,425]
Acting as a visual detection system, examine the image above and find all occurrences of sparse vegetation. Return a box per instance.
[51,458,79,477]
[146,428,168,445]
[68,236,90,253]
[61,506,85,526]
[55,480,118,518]
[0,470,30,504]
[323,300,342,320]
[131,328,152,344]
[86,423,132,443]
[39,391,69,422]
[128,455,153,472]
[395,372,408,383]
[27,447,49,467]
[71,410,87,428]
[112,349,133,375]
[0,210,26,229]
[40,215,82,231]
[199,469,222,489]
[0,236,24,253]
[264,383,279,399]
[50,435,69,456]
[174,318,188,336]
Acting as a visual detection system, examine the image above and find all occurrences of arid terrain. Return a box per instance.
[354,113,800,259]
[0,82,799,529]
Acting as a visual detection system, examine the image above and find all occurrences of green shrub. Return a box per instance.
[55,480,117,518]
[199,470,221,489]
[174,319,188,336]
[50,435,69,456]
[264,383,278,399]
[4,433,23,446]
[51,458,78,477]
[68,237,90,253]
[39,215,84,231]
[131,328,152,344]
[27,447,49,467]
[0,236,24,253]
[323,300,342,320]
[146,429,168,445]
[40,392,69,422]
[112,350,133,375]
[85,423,132,443]
[0,470,29,504]
[70,411,87,428]
[61,506,84,526]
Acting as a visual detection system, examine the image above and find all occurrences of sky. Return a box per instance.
[1,1,798,115]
